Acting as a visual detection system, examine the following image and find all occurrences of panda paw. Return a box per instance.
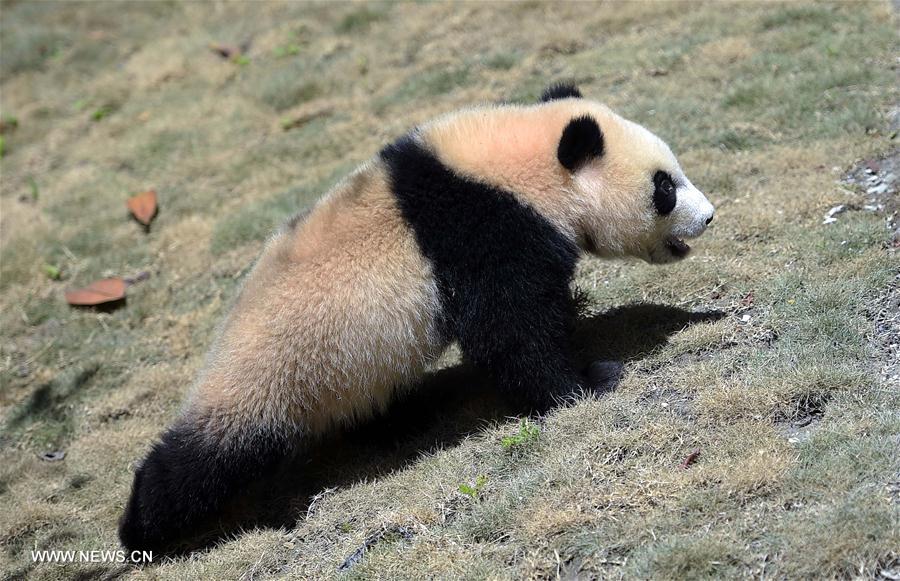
[583,360,624,394]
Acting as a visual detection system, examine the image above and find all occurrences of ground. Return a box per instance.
[1,1,898,579]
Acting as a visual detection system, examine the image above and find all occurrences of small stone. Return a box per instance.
[865,159,881,172]
[39,451,66,462]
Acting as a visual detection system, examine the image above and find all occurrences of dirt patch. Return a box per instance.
[843,148,900,247]
[845,147,900,386]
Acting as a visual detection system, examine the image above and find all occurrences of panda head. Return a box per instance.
[541,84,715,264]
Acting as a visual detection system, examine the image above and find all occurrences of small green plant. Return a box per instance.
[274,44,300,58]
[0,114,19,132]
[91,105,114,121]
[501,419,540,450]
[232,54,250,66]
[458,475,487,500]
[43,264,61,280]
[27,176,39,201]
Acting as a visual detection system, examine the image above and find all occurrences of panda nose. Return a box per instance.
[705,213,714,225]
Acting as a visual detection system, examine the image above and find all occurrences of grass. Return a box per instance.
[375,67,472,113]
[335,6,389,34]
[1,1,899,579]
[254,60,322,112]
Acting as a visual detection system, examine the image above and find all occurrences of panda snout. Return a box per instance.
[694,195,715,234]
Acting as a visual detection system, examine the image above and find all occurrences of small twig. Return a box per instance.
[338,524,417,572]
[305,486,336,519]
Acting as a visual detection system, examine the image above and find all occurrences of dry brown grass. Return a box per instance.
[1,1,898,579]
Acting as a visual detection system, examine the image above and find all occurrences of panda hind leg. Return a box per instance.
[118,418,294,557]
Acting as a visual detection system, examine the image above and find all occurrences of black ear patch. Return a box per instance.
[539,83,582,102]
[557,116,604,172]
[653,171,677,215]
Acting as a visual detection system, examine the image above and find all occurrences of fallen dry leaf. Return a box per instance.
[65,277,126,306]
[127,190,157,225]
[680,448,701,469]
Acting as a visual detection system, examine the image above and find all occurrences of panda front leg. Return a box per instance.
[485,342,591,412]
[455,292,622,412]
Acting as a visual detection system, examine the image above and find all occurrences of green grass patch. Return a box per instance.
[759,4,836,31]
[335,7,387,34]
[376,67,471,112]
[256,69,321,111]
[484,51,519,71]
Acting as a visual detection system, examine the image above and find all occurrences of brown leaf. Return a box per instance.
[680,448,701,469]
[127,190,157,225]
[739,291,755,308]
[65,277,126,306]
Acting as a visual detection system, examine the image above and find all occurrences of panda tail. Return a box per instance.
[118,418,293,556]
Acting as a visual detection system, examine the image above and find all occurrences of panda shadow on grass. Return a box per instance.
[182,301,723,557]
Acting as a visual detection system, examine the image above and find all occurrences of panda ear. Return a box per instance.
[557,115,604,172]
[540,83,582,102]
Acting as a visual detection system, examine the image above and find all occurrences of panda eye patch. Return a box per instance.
[653,171,677,215]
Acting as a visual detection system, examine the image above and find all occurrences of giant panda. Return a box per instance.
[119,83,715,554]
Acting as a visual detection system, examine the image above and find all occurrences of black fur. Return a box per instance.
[557,115,604,172]
[382,135,600,410]
[119,419,291,556]
[539,82,582,102]
[653,170,677,215]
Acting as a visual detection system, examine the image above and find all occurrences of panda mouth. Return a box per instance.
[665,236,691,258]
